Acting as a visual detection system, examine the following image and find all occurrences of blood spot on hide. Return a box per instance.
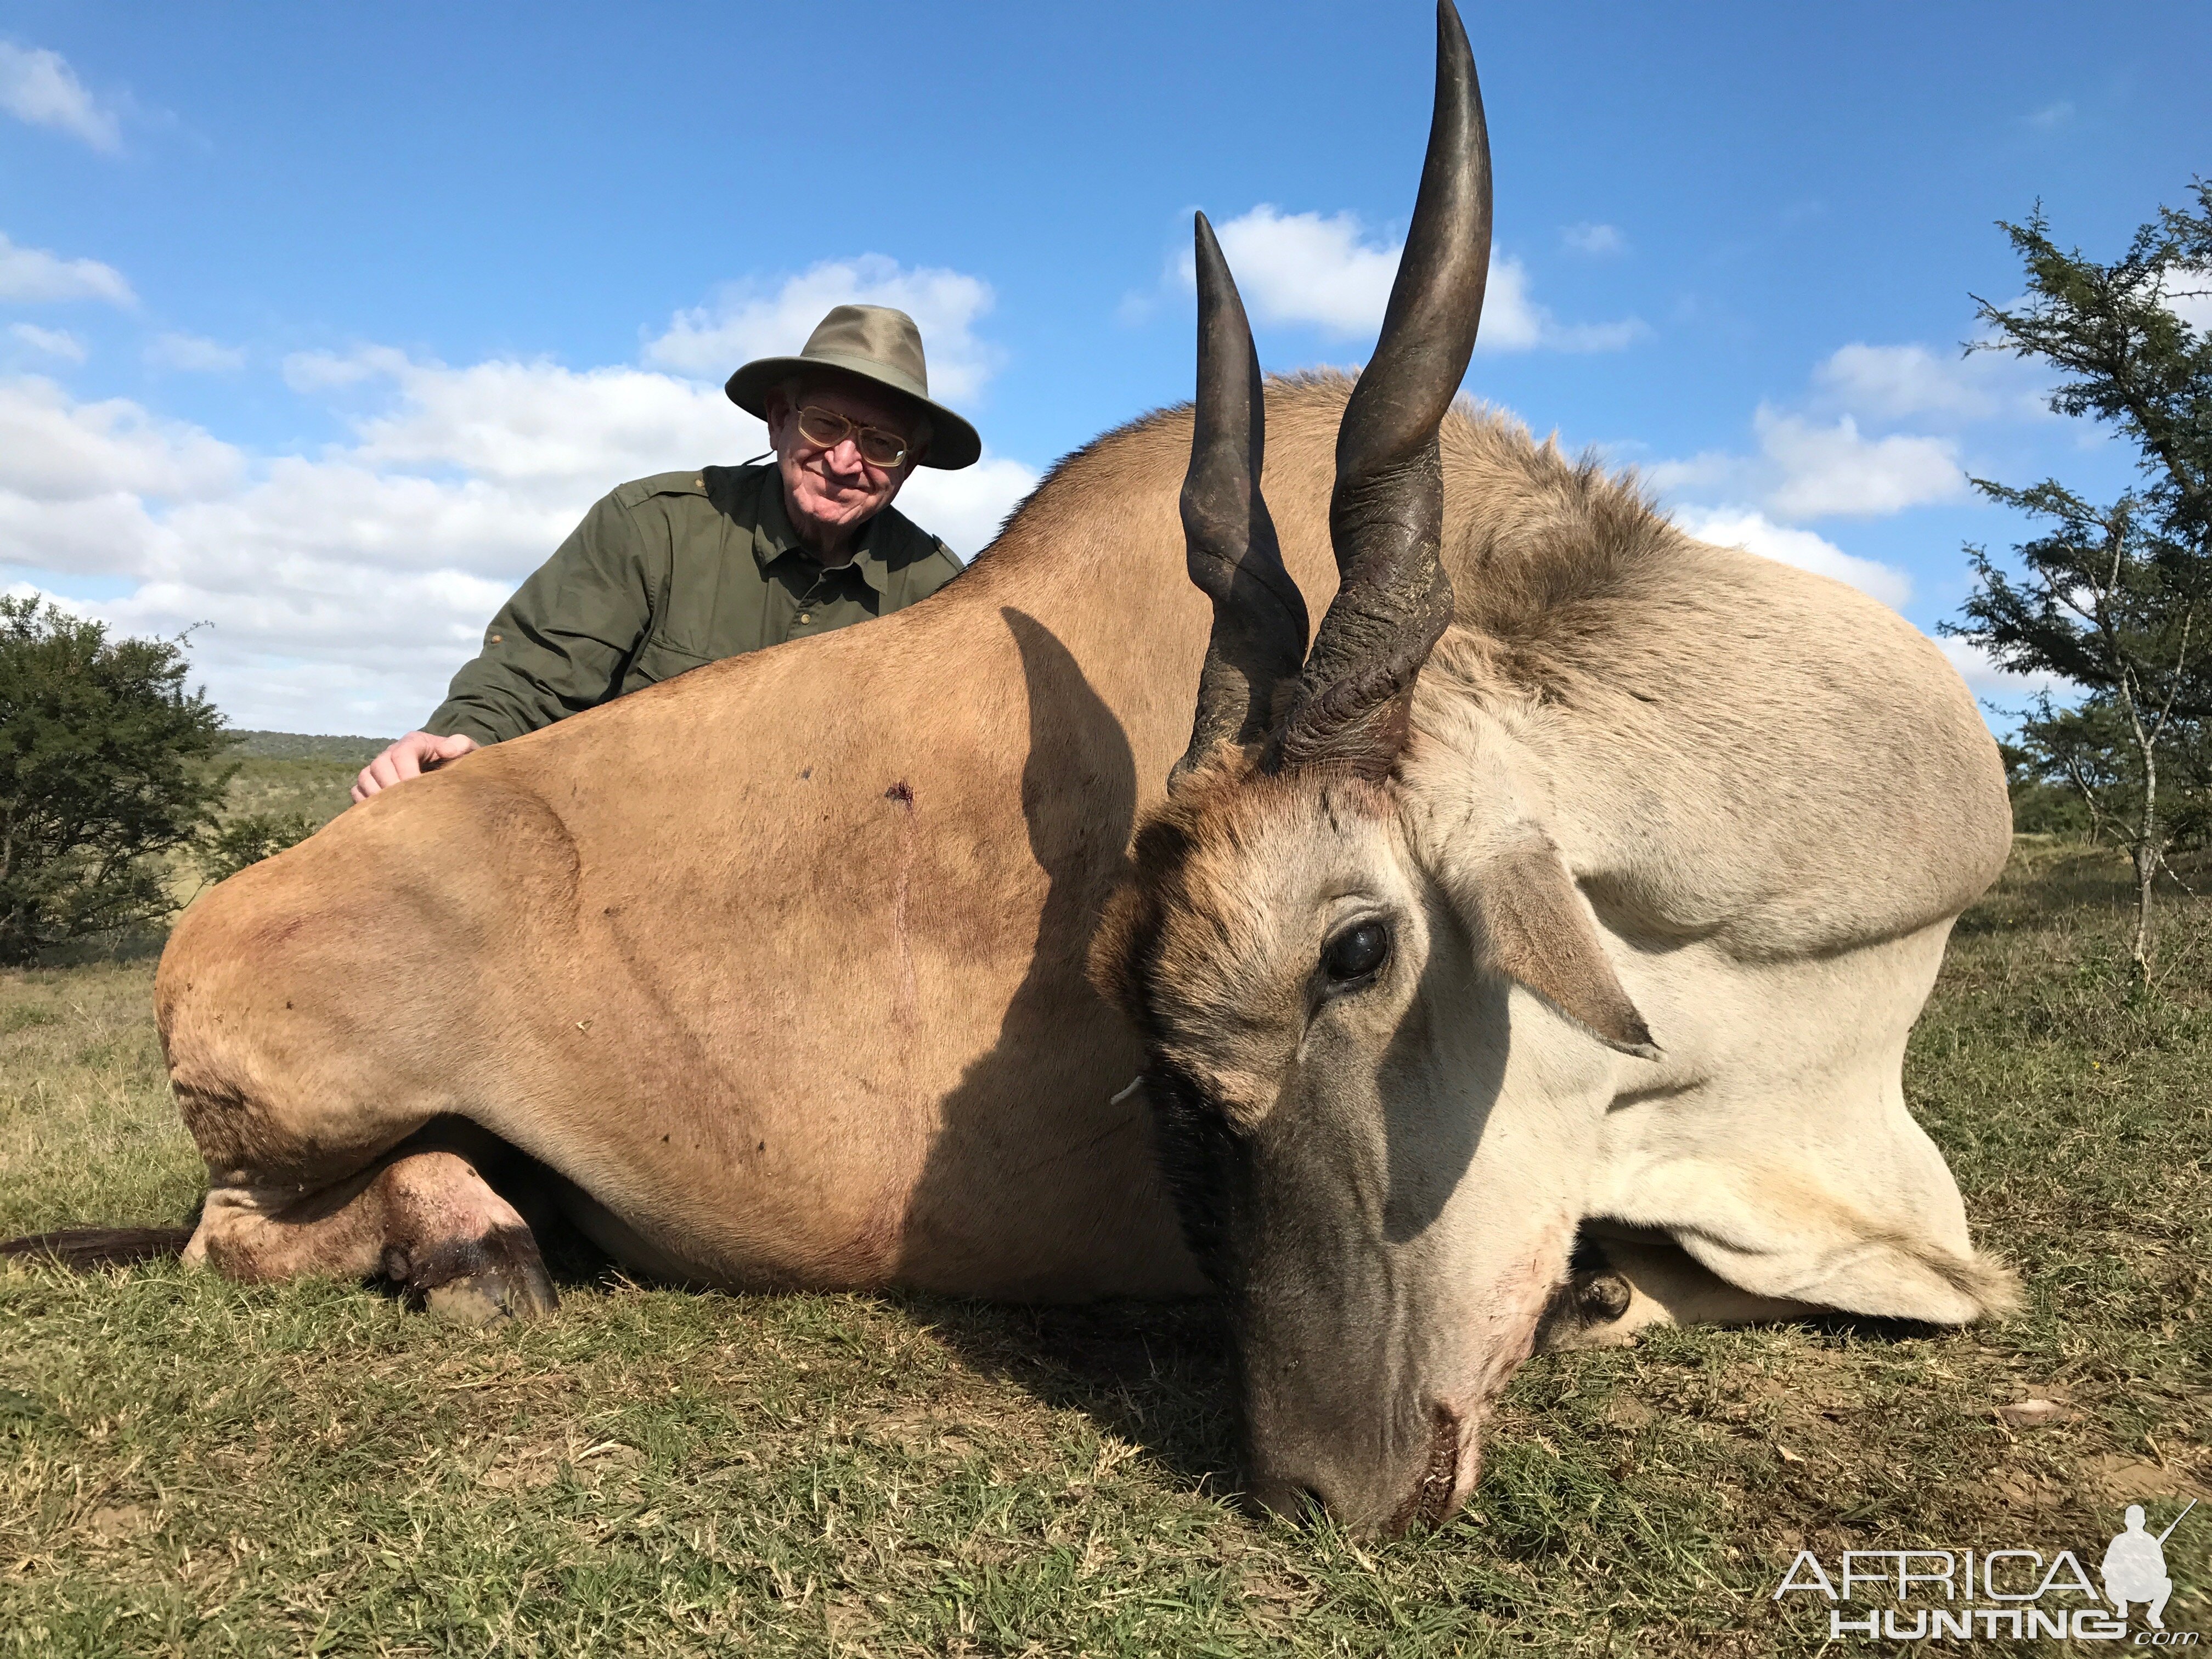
[252,914,307,953]
[884,780,913,809]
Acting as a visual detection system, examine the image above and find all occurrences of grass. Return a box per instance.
[2,837,2207,1654]
[223,733,390,766]
[213,753,370,828]
[208,734,388,842]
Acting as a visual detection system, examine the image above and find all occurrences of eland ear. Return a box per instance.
[1438,830,1658,1059]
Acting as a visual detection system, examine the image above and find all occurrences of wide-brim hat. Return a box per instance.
[725,303,981,471]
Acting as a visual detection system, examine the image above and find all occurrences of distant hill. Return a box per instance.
[225,731,393,763]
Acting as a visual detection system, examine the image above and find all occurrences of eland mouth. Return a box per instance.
[1390,1401,1469,1536]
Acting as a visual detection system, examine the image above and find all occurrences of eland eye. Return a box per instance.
[1322,920,1391,985]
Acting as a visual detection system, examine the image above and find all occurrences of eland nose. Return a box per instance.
[1245,1402,1471,1536]
[1246,1454,1410,1536]
[1243,1471,1334,1525]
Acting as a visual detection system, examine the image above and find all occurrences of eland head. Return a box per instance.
[1091,0,1664,1534]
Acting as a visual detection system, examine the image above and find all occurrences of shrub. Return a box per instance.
[195,811,319,885]
[1997,740,2094,838]
[0,596,234,963]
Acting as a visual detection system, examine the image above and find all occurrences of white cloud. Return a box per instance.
[1479,255,1646,352]
[2161,267,2212,334]
[1671,506,1913,611]
[643,255,1001,405]
[1561,222,1624,256]
[2026,100,2074,131]
[1177,205,1645,352]
[0,376,240,502]
[1939,637,2064,699]
[1,323,1036,732]
[1201,206,1398,335]
[0,42,120,151]
[1634,445,1733,497]
[0,231,133,305]
[336,350,744,492]
[8,321,84,361]
[1649,404,1965,521]
[1756,409,1965,518]
[1812,341,2053,425]
[0,487,188,579]
[1814,343,1991,421]
[146,331,245,373]
[281,345,407,392]
[897,455,1037,555]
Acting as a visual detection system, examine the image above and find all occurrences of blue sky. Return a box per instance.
[3,2,2208,732]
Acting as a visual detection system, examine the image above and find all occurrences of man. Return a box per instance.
[352,304,979,800]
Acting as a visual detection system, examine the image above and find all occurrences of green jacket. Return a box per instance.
[424,464,963,746]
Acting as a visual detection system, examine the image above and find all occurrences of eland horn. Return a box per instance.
[1170,211,1311,789]
[1267,0,1491,777]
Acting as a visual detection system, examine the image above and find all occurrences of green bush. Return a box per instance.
[0,595,234,964]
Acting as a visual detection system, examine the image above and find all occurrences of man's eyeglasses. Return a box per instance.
[793,406,912,470]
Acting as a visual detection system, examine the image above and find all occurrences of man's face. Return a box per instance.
[765,374,927,551]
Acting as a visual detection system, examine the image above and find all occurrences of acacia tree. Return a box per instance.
[1946,180,2212,980]
[0,596,234,963]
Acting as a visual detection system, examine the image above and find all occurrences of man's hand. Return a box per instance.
[352,731,479,803]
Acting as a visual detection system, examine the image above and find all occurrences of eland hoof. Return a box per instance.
[1537,1268,1643,1351]
[385,1224,559,1324]
[1573,1269,1633,1324]
[424,1263,558,1325]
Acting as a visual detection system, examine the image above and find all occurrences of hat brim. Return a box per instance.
[725,355,981,471]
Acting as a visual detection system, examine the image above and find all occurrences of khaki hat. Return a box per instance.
[725,304,981,471]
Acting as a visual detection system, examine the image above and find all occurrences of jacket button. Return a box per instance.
[798,612,811,623]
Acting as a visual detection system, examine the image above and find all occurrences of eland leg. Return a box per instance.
[186,1136,557,1325]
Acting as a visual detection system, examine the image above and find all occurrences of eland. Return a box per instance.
[1087,5,2015,1532]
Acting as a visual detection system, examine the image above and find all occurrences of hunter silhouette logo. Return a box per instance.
[1773,1499,2199,1642]
[2105,1500,2193,1630]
